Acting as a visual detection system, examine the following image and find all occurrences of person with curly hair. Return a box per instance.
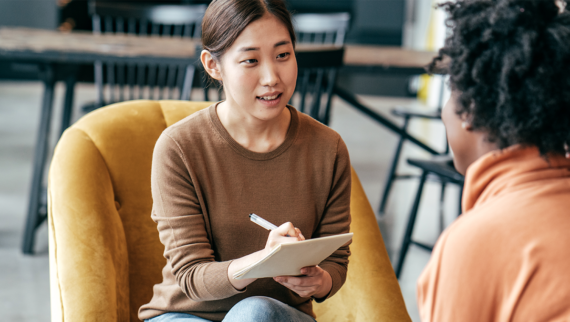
[417,0,570,321]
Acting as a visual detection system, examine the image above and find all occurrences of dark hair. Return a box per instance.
[428,0,570,156]
[202,0,296,61]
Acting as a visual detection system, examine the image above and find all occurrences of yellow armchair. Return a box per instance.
[48,100,410,322]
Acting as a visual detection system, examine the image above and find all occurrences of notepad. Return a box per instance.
[233,233,353,280]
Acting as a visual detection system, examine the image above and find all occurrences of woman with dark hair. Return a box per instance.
[418,0,570,321]
[139,0,351,321]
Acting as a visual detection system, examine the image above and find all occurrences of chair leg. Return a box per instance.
[379,116,410,215]
[438,180,447,234]
[458,184,464,217]
[395,170,427,279]
[180,65,195,101]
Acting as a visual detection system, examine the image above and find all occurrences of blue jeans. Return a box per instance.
[145,296,317,322]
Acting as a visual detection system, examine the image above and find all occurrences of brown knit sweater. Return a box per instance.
[139,104,352,321]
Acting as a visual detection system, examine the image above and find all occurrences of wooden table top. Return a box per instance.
[343,45,437,70]
[0,27,199,63]
[0,27,437,70]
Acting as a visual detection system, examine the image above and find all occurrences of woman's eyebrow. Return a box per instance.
[238,40,291,52]
[274,40,290,47]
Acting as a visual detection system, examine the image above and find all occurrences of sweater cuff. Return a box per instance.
[314,263,345,303]
[202,261,247,299]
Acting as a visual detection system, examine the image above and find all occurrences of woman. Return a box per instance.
[418,0,570,321]
[138,0,351,321]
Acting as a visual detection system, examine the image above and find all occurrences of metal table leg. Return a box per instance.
[22,64,56,254]
[333,85,440,156]
[60,73,76,136]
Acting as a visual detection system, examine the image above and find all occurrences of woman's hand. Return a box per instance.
[265,222,305,250]
[273,266,332,299]
[227,222,305,291]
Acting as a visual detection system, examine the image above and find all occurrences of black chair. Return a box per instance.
[89,1,206,108]
[291,12,350,125]
[294,48,345,124]
[378,107,445,214]
[394,156,464,278]
[293,13,350,46]
[21,2,207,255]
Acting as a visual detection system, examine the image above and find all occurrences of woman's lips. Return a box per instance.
[256,93,282,107]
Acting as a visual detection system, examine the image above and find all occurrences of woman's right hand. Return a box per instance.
[265,222,305,251]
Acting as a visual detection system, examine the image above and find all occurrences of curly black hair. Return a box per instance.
[428,0,570,156]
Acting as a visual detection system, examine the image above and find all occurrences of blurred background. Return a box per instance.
[0,1,456,321]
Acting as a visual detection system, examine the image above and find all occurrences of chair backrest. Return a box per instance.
[290,13,350,125]
[48,100,411,322]
[293,47,344,125]
[90,2,206,37]
[88,1,207,107]
[293,13,351,46]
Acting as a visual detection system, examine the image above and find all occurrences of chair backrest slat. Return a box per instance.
[89,1,205,107]
[293,13,350,45]
[291,12,350,124]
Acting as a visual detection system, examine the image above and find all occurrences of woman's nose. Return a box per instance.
[260,62,279,87]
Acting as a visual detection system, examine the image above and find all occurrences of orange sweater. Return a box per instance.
[417,146,570,321]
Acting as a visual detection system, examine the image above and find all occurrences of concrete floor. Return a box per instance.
[0,81,461,321]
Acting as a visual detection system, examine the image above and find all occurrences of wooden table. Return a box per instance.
[343,44,436,73]
[0,28,203,255]
[0,27,437,254]
[0,27,344,254]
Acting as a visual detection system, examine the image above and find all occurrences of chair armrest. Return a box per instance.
[391,106,441,120]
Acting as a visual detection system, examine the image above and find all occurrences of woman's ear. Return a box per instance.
[201,50,222,81]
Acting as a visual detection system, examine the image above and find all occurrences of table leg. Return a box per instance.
[59,73,76,137]
[333,85,440,156]
[22,64,56,255]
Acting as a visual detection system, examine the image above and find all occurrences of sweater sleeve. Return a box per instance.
[150,133,245,301]
[312,136,352,302]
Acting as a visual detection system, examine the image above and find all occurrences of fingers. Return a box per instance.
[295,228,305,240]
[273,222,304,240]
[274,274,318,287]
[273,276,320,298]
[300,266,320,276]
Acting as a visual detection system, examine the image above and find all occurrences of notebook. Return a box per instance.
[233,232,353,280]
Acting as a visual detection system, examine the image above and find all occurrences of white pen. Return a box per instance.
[249,213,278,231]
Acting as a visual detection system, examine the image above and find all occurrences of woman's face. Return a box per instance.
[217,14,297,121]
[442,91,477,175]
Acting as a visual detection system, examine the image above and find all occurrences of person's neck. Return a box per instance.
[216,101,291,153]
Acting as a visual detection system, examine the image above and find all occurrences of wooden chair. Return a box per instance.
[89,1,206,108]
[47,100,411,322]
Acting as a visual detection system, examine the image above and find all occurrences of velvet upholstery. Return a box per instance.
[48,100,411,322]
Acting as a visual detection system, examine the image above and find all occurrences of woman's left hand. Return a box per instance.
[273,266,332,299]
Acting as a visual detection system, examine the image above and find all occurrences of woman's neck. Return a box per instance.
[216,101,291,153]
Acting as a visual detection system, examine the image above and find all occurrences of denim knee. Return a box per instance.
[224,296,315,322]
[233,296,281,317]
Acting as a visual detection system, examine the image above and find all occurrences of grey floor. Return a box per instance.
[0,81,461,321]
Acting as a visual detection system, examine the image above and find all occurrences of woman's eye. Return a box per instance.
[242,59,258,64]
[277,52,290,59]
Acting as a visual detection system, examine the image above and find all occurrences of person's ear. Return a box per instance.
[460,112,474,131]
[201,50,222,81]
[461,121,473,131]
